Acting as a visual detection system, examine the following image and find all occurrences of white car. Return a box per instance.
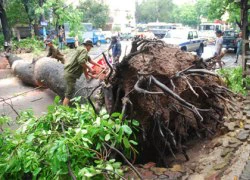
[162,29,206,56]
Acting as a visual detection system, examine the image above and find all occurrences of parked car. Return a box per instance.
[102,31,112,43]
[135,28,155,39]
[222,30,238,53]
[120,33,134,41]
[162,29,206,56]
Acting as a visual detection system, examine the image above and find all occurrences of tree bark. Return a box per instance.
[6,54,100,99]
[0,0,11,50]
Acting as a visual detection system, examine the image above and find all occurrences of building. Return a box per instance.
[99,0,136,32]
[67,0,136,32]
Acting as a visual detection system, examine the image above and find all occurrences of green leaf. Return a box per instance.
[123,137,130,148]
[129,140,138,145]
[105,134,111,141]
[132,120,140,126]
[102,114,110,120]
[122,125,132,135]
[54,96,60,104]
[111,112,120,118]
[33,167,42,176]
[105,164,113,171]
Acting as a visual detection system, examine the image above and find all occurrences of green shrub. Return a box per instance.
[12,37,44,54]
[0,34,4,51]
[0,97,139,179]
[218,66,250,95]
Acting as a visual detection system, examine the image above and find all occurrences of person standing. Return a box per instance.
[58,28,65,50]
[214,30,224,69]
[46,40,65,64]
[109,36,121,64]
[63,39,103,106]
[235,31,242,63]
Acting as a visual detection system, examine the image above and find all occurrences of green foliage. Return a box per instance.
[135,0,175,23]
[174,4,199,27]
[12,38,44,54]
[206,0,241,23]
[195,0,211,19]
[37,0,83,35]
[6,0,30,27]
[218,67,250,95]
[79,0,109,29]
[0,98,139,179]
[0,34,4,51]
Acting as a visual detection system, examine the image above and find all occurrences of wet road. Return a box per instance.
[89,41,239,68]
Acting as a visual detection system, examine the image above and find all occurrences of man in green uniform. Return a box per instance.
[46,40,65,64]
[63,39,104,106]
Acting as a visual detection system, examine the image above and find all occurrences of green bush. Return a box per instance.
[218,66,250,95]
[0,34,4,51]
[12,37,44,54]
[0,97,139,179]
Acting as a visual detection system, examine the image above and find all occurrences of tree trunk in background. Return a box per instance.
[0,0,11,51]
[22,0,34,37]
[39,0,45,23]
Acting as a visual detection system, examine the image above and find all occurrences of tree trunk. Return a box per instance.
[6,54,100,99]
[0,0,11,50]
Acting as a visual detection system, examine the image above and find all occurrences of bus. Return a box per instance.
[146,22,183,38]
[198,23,223,42]
[147,22,174,38]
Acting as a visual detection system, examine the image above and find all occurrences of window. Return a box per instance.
[193,31,198,38]
[188,31,193,39]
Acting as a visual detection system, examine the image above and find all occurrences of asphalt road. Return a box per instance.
[89,40,239,68]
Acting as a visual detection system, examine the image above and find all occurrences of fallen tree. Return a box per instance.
[6,40,237,166]
[7,54,100,98]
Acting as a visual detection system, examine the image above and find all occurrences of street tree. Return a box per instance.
[195,0,211,20]
[37,0,82,35]
[207,0,241,24]
[6,0,29,27]
[135,0,175,23]
[79,0,109,29]
[174,4,199,27]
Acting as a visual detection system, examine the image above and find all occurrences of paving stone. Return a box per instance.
[157,174,169,179]
[143,162,156,169]
[140,169,157,179]
[221,148,233,157]
[245,124,250,130]
[150,167,167,175]
[228,141,243,148]
[170,164,183,172]
[228,132,237,137]
[245,120,250,124]
[205,171,221,180]
[213,161,229,170]
[237,130,250,141]
[224,122,236,131]
[164,171,182,179]
[187,174,205,180]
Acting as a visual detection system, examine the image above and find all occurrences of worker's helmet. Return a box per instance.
[83,39,94,47]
